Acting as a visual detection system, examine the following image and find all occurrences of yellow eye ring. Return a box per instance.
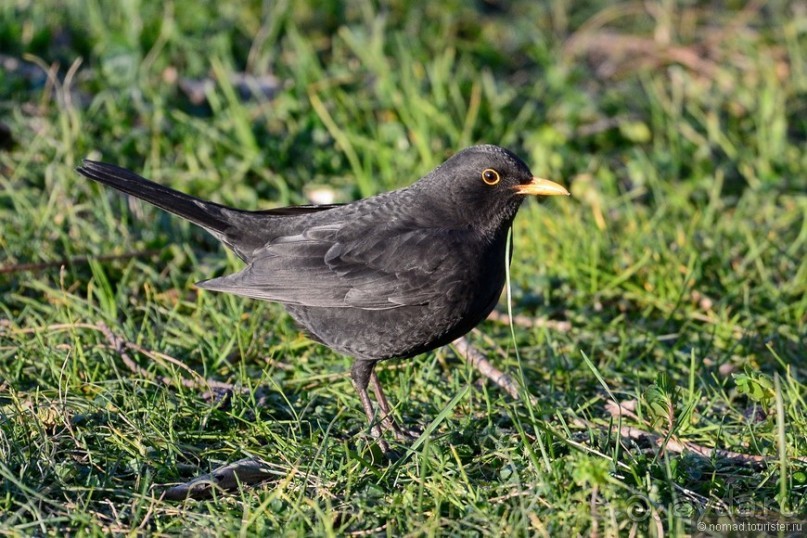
[482,168,500,186]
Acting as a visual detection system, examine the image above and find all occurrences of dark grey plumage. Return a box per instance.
[76,145,568,451]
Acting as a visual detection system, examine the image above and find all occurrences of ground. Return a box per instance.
[1,1,806,535]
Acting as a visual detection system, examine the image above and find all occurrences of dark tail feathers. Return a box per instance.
[77,160,237,234]
[76,159,268,258]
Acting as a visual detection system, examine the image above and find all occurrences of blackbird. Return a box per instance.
[76,145,569,451]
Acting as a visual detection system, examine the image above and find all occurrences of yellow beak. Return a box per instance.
[514,177,570,197]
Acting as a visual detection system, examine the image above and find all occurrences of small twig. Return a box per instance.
[487,311,572,332]
[97,323,245,403]
[8,319,287,499]
[602,399,807,464]
[575,418,807,465]
[451,336,521,400]
[97,322,144,378]
[0,321,98,334]
[617,424,768,465]
[0,249,161,275]
[121,338,237,392]
[4,320,242,397]
[162,457,282,501]
[348,523,389,536]
[604,399,641,422]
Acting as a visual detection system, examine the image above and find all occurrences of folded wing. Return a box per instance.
[197,222,467,310]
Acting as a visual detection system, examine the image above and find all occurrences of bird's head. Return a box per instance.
[420,145,569,235]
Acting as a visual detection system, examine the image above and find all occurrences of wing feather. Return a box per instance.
[196,221,466,310]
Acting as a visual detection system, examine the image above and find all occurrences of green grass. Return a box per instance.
[1,0,806,535]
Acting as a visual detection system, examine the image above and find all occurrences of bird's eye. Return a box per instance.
[482,168,500,186]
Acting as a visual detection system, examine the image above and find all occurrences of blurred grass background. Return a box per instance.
[1,0,806,535]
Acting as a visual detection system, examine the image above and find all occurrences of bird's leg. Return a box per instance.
[369,370,419,442]
[350,360,389,453]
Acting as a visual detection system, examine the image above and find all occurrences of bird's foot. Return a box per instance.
[364,419,419,454]
[366,422,391,454]
[387,422,421,442]
[375,438,391,454]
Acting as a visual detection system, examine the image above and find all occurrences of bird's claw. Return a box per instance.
[388,423,421,442]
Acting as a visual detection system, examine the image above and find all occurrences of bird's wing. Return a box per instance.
[196,222,467,310]
[251,204,344,216]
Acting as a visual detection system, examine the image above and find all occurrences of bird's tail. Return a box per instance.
[76,160,258,257]
[77,160,235,233]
